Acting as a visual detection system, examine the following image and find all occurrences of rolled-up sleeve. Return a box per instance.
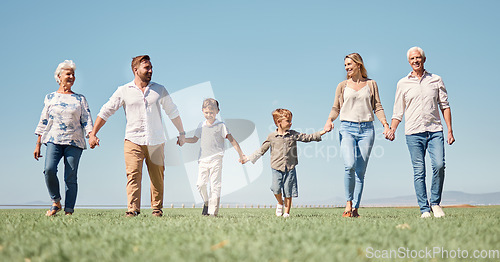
[98,88,124,121]
[159,89,179,119]
[437,78,450,110]
[392,82,405,121]
[34,95,49,135]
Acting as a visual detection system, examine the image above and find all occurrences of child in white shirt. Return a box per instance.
[185,98,246,216]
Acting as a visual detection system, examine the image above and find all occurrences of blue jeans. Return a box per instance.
[271,168,298,198]
[406,131,445,213]
[44,142,83,213]
[339,121,375,209]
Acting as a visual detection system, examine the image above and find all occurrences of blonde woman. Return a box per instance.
[324,53,390,217]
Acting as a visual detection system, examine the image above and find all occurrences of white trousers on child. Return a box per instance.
[197,156,223,215]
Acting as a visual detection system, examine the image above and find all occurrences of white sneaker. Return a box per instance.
[275,204,283,216]
[282,213,290,218]
[431,205,445,218]
[421,212,431,218]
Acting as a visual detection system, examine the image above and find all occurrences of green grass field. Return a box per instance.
[0,207,499,262]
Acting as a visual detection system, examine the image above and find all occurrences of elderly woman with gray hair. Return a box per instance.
[34,60,93,216]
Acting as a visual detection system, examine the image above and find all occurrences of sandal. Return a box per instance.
[46,202,62,216]
[152,209,163,217]
[342,211,352,218]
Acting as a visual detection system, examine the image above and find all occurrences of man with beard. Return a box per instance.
[89,55,186,217]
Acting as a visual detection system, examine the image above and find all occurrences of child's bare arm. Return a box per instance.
[226,134,245,161]
[184,136,199,143]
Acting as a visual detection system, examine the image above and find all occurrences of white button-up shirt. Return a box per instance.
[98,81,179,145]
[392,71,450,135]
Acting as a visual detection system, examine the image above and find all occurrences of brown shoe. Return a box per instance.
[65,212,73,216]
[152,209,163,217]
[352,209,360,218]
[46,202,62,216]
[125,211,139,217]
[342,211,352,217]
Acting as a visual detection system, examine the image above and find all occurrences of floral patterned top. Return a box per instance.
[35,92,94,149]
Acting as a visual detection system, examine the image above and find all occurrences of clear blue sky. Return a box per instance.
[1,1,499,206]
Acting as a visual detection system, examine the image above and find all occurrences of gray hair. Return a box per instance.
[407,46,426,60]
[54,60,76,83]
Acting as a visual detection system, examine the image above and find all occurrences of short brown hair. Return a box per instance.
[202,98,220,111]
[272,108,292,126]
[131,55,150,72]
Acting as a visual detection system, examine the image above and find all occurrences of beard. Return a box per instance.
[139,73,152,83]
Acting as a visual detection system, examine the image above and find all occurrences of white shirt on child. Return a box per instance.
[194,119,229,162]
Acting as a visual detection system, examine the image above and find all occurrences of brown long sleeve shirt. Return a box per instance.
[249,129,323,172]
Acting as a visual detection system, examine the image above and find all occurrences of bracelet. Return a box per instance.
[179,131,186,136]
[36,142,42,145]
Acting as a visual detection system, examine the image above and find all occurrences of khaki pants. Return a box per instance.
[124,140,165,212]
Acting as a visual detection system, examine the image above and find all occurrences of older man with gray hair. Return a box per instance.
[386,47,455,218]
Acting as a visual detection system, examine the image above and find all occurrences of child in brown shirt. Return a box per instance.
[242,108,328,217]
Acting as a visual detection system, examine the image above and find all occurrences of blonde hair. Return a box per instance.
[272,108,292,126]
[54,60,76,83]
[202,98,220,111]
[407,46,426,60]
[345,53,368,79]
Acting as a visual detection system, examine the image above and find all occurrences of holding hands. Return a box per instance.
[176,135,186,146]
[239,155,249,164]
[176,134,186,146]
[323,119,334,133]
[383,124,395,141]
[89,133,100,149]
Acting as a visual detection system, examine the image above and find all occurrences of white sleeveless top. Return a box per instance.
[339,85,374,122]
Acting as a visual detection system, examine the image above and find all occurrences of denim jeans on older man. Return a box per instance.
[405,131,445,213]
[44,142,83,213]
[339,121,375,209]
